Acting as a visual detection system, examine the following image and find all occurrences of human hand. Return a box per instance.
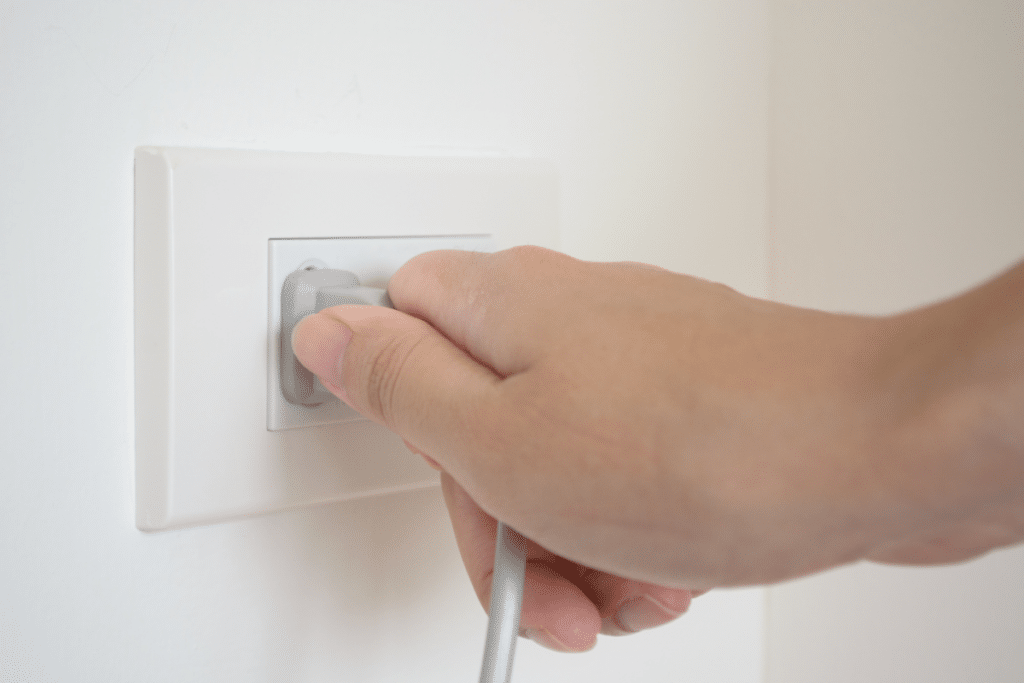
[291,246,1024,645]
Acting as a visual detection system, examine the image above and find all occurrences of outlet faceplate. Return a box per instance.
[268,235,495,432]
[134,147,557,530]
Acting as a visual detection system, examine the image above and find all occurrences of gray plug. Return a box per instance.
[280,265,392,407]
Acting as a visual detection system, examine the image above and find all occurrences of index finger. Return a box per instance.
[388,246,579,376]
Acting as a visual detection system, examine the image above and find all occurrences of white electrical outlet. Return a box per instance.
[134,147,557,531]
[267,235,495,431]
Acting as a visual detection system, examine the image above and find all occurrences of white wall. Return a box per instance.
[0,2,768,681]
[766,1,1024,681]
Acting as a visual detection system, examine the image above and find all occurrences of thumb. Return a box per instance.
[291,306,503,466]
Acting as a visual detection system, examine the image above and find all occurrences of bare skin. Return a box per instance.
[291,246,1024,652]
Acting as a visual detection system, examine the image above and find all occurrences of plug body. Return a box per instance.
[280,266,391,406]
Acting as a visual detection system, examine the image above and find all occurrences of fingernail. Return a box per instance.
[402,439,443,471]
[419,455,443,471]
[614,595,682,634]
[291,313,353,402]
[523,627,572,653]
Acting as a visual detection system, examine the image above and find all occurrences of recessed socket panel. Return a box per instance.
[268,235,495,432]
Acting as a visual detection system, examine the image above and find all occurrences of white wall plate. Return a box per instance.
[134,147,558,531]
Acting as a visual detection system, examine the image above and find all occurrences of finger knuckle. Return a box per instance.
[362,331,426,428]
[494,244,556,270]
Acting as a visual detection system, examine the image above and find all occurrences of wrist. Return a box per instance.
[871,281,1024,535]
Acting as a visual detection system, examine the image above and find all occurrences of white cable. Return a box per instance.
[479,522,527,683]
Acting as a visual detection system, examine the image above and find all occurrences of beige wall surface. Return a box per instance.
[767,2,1024,682]
[0,2,768,681]
[770,0,1024,313]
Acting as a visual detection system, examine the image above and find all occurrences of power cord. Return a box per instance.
[479,522,527,683]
